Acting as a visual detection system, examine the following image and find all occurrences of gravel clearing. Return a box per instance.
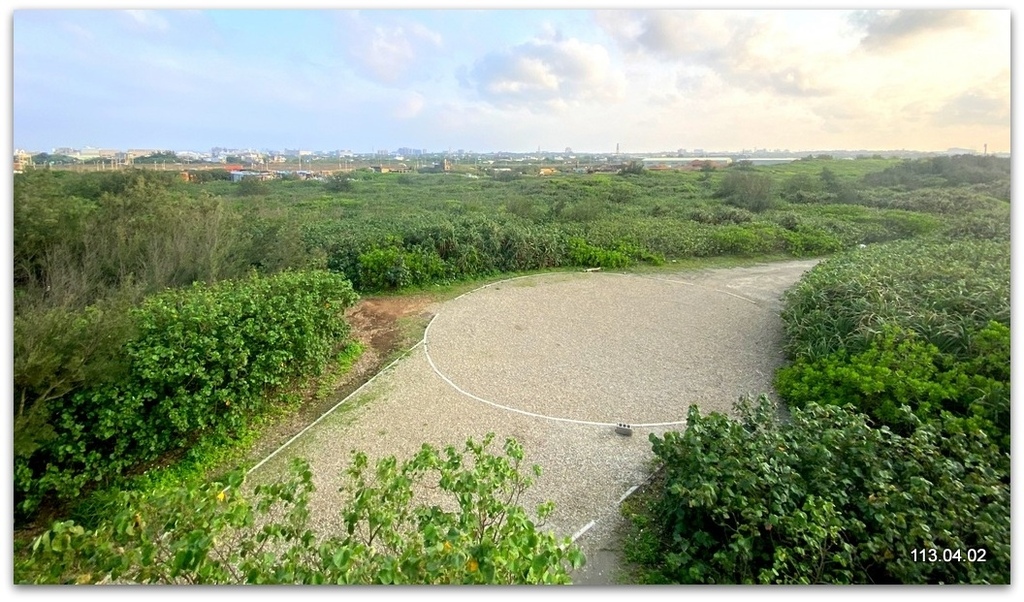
[246,258,820,584]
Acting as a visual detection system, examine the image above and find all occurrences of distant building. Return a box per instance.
[230,170,275,182]
[642,157,732,170]
[77,147,119,160]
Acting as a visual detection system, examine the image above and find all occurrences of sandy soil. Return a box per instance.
[242,259,821,585]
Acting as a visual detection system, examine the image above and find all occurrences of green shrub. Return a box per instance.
[237,176,269,196]
[779,238,1009,362]
[717,171,777,212]
[15,435,585,585]
[15,270,359,521]
[566,237,632,268]
[775,326,956,436]
[323,173,355,193]
[628,396,1009,584]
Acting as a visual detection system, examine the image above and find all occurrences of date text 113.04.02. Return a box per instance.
[911,548,987,563]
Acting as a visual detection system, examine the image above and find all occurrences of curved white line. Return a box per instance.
[422,269,765,429]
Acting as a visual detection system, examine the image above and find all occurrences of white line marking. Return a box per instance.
[247,267,764,475]
[245,341,422,476]
[422,270,763,428]
[617,485,640,505]
[571,520,597,542]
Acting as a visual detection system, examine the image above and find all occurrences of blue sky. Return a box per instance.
[10,5,1013,154]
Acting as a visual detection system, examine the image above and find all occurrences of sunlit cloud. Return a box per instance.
[339,11,444,85]
[123,9,170,32]
[467,33,625,110]
[11,9,1012,153]
[850,9,979,51]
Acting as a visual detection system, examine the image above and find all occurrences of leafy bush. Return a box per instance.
[862,155,1010,190]
[566,237,633,268]
[717,171,776,212]
[237,176,269,196]
[323,173,355,193]
[779,238,1009,362]
[627,396,1009,584]
[15,270,359,521]
[15,435,585,585]
[776,322,1010,452]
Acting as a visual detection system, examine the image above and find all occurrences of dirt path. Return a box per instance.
[243,259,820,585]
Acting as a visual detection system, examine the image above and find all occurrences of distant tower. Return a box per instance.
[984,143,988,155]
[616,143,620,154]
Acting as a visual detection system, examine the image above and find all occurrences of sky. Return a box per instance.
[8,4,1014,155]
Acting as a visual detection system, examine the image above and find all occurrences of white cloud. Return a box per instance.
[393,91,425,119]
[596,10,836,98]
[850,10,979,51]
[467,35,625,110]
[123,10,169,32]
[340,12,444,85]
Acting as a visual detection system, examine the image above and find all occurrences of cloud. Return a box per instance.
[123,10,170,32]
[393,91,425,119]
[595,9,734,59]
[467,35,624,110]
[340,12,443,85]
[933,89,1010,128]
[851,10,977,51]
[597,10,832,97]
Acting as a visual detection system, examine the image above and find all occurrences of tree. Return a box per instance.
[237,175,269,196]
[717,170,776,212]
[617,160,646,175]
[323,173,355,193]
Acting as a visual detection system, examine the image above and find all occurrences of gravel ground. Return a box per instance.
[246,259,820,584]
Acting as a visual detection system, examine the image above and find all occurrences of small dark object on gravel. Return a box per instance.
[615,423,633,436]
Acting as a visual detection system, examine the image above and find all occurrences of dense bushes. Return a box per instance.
[717,170,776,212]
[862,155,1010,192]
[626,396,1009,584]
[775,237,1009,449]
[14,270,359,521]
[775,323,1009,451]
[779,238,1009,362]
[625,222,1009,585]
[15,435,584,585]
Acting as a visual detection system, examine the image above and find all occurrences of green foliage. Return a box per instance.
[717,170,777,212]
[566,237,633,268]
[627,396,1009,584]
[687,204,754,225]
[780,238,1009,362]
[323,173,355,193]
[493,170,521,182]
[14,171,250,309]
[618,160,646,176]
[187,168,233,183]
[130,151,180,165]
[776,322,1010,453]
[780,173,830,204]
[237,176,269,196]
[15,270,359,522]
[357,246,449,291]
[863,155,1010,191]
[13,297,135,461]
[15,435,585,585]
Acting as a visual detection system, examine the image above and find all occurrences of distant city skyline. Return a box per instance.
[14,143,1001,159]
[12,7,1012,154]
